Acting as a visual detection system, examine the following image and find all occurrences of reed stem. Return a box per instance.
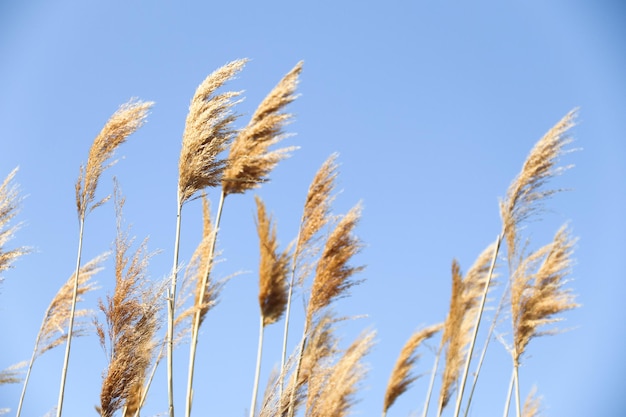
[167,200,183,417]
[250,315,265,417]
[451,235,501,417]
[55,218,85,417]
[185,190,225,417]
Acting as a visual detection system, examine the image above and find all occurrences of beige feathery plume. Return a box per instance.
[256,196,290,326]
[383,324,442,416]
[500,110,577,265]
[0,168,28,277]
[36,255,105,355]
[75,99,153,219]
[522,387,542,417]
[176,194,223,328]
[306,203,364,325]
[438,243,497,411]
[178,59,247,204]
[511,225,578,366]
[296,154,338,278]
[306,330,375,417]
[222,61,302,195]
[97,194,161,417]
[16,255,104,417]
[0,362,26,385]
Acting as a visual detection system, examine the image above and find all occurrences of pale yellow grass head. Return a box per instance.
[522,386,542,417]
[178,59,247,204]
[439,242,496,410]
[97,191,161,417]
[222,61,302,195]
[500,109,577,265]
[306,330,375,417]
[306,203,364,325]
[383,323,442,414]
[176,194,224,330]
[36,254,105,357]
[75,99,153,219]
[255,195,290,326]
[511,225,578,365]
[0,168,28,277]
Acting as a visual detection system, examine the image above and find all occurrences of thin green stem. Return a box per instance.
[502,369,515,417]
[16,335,39,417]
[287,322,309,417]
[451,235,501,417]
[250,315,265,417]
[168,199,183,417]
[463,280,512,417]
[513,361,521,417]
[279,224,304,398]
[56,217,85,417]
[421,346,442,417]
[185,190,226,417]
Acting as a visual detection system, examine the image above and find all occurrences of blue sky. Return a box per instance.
[1,1,625,416]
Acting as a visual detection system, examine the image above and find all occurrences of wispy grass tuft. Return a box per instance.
[96,190,161,417]
[500,110,577,267]
[178,59,247,204]
[223,61,302,195]
[75,100,154,218]
[383,324,442,417]
[0,168,28,279]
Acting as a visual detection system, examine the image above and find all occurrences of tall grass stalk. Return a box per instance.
[17,256,103,417]
[57,99,152,417]
[280,155,337,397]
[451,235,501,417]
[185,190,224,417]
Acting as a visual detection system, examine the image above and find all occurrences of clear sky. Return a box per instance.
[1,1,625,416]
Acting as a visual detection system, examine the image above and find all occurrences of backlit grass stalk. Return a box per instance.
[16,255,104,417]
[287,203,364,417]
[280,154,337,395]
[459,109,577,417]
[249,196,289,417]
[173,58,246,417]
[451,236,500,417]
[0,168,28,278]
[96,189,161,417]
[509,226,578,417]
[383,324,442,417]
[184,61,299,417]
[57,99,152,417]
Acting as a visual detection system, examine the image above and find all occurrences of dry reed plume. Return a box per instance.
[173,59,247,417]
[306,204,364,325]
[500,110,577,266]
[250,196,290,417]
[96,191,161,417]
[75,100,154,219]
[57,97,153,417]
[179,194,223,327]
[522,387,542,417]
[222,61,302,195]
[178,59,247,204]
[511,225,577,364]
[256,196,290,326]
[383,324,442,417]
[437,243,497,413]
[305,330,375,417]
[15,255,104,416]
[0,168,28,278]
